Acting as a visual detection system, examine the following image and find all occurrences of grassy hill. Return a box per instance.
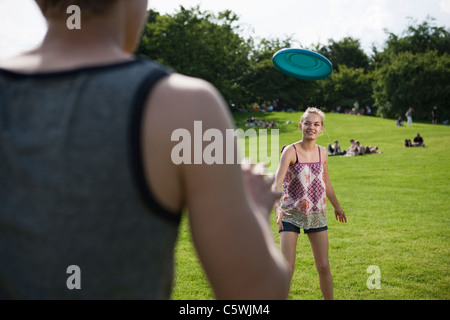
[172,112,450,300]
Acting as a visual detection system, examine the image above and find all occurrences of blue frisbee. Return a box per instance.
[272,48,333,80]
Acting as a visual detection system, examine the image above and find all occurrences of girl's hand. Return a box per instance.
[275,203,291,230]
[334,207,347,223]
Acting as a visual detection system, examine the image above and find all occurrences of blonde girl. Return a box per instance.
[273,107,347,300]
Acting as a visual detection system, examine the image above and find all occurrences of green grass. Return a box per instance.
[171,112,450,300]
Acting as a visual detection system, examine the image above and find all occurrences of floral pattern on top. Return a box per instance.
[280,145,327,230]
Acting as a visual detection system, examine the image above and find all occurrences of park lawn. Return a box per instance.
[171,112,450,300]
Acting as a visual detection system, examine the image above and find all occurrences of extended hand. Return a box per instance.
[334,207,347,223]
[275,203,291,230]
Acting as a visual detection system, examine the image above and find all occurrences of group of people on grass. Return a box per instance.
[245,117,277,128]
[327,139,381,156]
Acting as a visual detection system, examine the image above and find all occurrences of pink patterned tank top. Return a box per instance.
[280,144,327,230]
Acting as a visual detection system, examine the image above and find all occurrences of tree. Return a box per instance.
[384,17,450,57]
[317,37,370,72]
[372,18,450,120]
[319,65,373,111]
[136,6,253,109]
[135,9,449,119]
[373,50,450,120]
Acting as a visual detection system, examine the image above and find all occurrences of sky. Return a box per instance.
[0,0,449,60]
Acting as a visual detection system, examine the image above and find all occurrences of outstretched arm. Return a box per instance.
[142,74,290,299]
[272,146,295,230]
[322,150,347,223]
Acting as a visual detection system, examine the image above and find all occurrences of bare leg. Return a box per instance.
[279,231,299,281]
[307,230,333,300]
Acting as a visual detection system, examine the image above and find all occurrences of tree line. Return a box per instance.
[136,6,450,122]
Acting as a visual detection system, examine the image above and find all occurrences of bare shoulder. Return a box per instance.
[159,73,215,92]
[280,144,297,165]
[145,73,233,139]
[318,145,327,153]
[319,145,328,163]
[0,53,38,71]
[153,74,226,112]
[140,73,232,213]
[281,144,296,156]
[147,73,232,130]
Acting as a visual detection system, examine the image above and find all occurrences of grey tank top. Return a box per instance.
[0,58,180,299]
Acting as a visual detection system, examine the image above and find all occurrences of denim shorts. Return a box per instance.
[278,221,328,234]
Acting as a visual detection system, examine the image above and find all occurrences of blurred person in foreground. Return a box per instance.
[0,0,289,299]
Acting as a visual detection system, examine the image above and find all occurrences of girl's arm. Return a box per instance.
[272,146,295,192]
[272,146,296,229]
[322,149,347,223]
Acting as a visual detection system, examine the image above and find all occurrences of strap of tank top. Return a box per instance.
[292,144,299,163]
[318,146,321,163]
[130,65,181,225]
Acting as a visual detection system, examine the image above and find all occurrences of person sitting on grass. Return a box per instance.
[355,141,365,155]
[328,140,345,156]
[346,139,357,156]
[369,146,381,154]
[412,133,425,147]
[364,146,381,154]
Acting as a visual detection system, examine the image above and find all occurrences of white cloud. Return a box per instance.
[0,0,47,60]
[0,0,449,61]
[150,0,450,53]
[438,0,450,14]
